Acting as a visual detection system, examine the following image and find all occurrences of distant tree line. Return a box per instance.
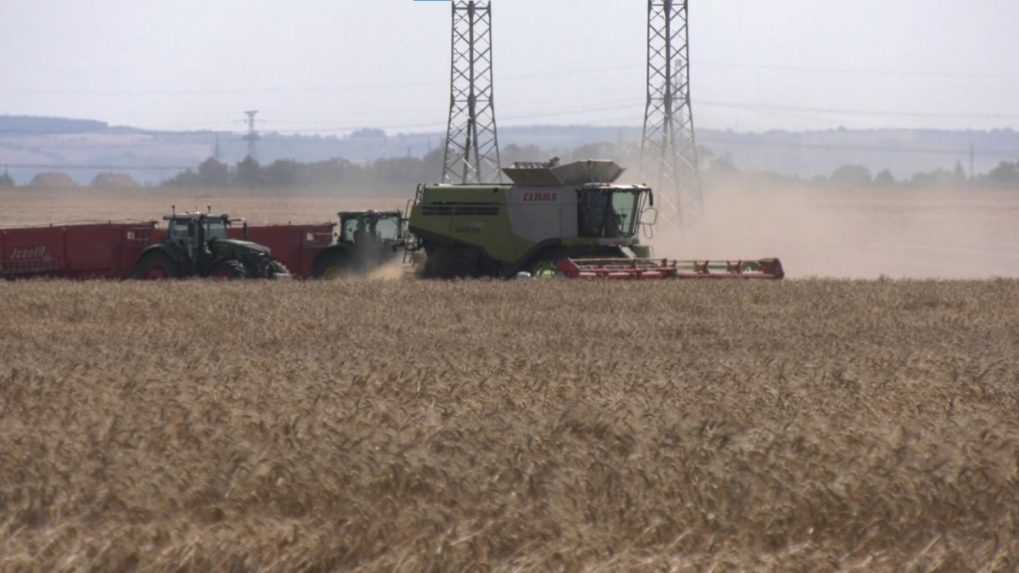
[66,141,1019,192]
[162,144,556,189]
[814,160,1019,189]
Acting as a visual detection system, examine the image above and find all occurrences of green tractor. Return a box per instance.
[311,210,407,278]
[132,210,290,280]
[408,160,657,278]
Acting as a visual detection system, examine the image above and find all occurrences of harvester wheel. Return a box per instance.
[131,252,179,280]
[530,259,562,279]
[423,247,481,278]
[210,259,248,280]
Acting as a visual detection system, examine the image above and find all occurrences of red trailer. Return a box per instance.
[0,222,158,279]
[232,223,335,279]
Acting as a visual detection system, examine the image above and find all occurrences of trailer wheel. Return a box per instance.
[210,259,248,280]
[132,252,179,280]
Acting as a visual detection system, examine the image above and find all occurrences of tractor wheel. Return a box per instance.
[312,251,351,280]
[209,259,248,280]
[131,252,180,280]
[268,261,291,279]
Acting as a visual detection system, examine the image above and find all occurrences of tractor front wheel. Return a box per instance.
[268,261,291,279]
[209,259,248,280]
[313,251,351,279]
[131,252,180,280]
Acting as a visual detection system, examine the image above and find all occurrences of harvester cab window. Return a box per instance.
[611,191,640,237]
[578,190,638,239]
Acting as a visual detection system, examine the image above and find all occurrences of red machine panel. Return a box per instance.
[0,223,157,279]
[0,227,67,276]
[234,223,335,278]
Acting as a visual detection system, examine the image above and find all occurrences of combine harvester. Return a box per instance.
[407,159,783,280]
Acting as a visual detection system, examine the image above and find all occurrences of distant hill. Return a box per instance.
[0,115,109,135]
[0,115,1017,185]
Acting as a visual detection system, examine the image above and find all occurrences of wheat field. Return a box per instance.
[1,278,1017,571]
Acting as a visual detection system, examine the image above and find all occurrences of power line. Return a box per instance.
[697,99,1019,121]
[81,94,1018,135]
[12,60,1015,99]
[2,163,191,171]
[696,137,1019,159]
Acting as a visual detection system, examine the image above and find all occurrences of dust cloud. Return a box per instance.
[652,185,1019,279]
[366,260,411,281]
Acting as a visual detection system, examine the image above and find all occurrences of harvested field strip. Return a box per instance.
[0,280,1017,571]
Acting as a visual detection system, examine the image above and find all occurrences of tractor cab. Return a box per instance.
[166,212,231,244]
[164,212,236,262]
[310,210,407,278]
[337,210,405,249]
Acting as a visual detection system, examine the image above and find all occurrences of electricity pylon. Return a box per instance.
[442,1,502,184]
[640,0,702,222]
[243,110,260,162]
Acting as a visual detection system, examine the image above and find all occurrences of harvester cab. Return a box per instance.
[407,159,784,280]
[131,209,290,280]
[310,210,406,278]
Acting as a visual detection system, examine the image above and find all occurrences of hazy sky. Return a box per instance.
[1,1,1016,134]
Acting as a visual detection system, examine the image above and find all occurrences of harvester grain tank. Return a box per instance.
[407,159,784,279]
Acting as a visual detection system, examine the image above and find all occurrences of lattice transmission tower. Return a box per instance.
[243,110,260,161]
[442,1,502,184]
[641,0,701,221]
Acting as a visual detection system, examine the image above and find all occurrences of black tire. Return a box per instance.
[527,249,568,279]
[131,251,180,280]
[268,261,291,279]
[529,258,563,278]
[209,259,248,280]
[312,250,351,279]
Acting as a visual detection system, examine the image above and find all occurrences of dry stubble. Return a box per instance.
[0,279,1017,571]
